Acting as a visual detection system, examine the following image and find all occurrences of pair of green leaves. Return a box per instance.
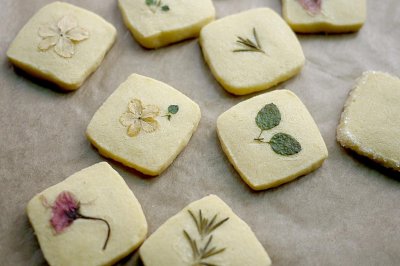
[145,0,170,12]
[255,103,302,156]
[163,105,179,120]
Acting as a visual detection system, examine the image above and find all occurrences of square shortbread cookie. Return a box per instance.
[337,71,400,171]
[26,162,148,266]
[118,0,215,48]
[199,8,305,95]
[282,0,366,33]
[7,2,117,90]
[217,90,328,190]
[86,74,201,176]
[140,195,271,266]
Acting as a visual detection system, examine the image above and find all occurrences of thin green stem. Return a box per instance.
[254,129,264,141]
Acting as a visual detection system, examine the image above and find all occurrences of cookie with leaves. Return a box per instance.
[217,90,328,190]
[140,195,271,266]
[118,0,215,48]
[86,74,201,176]
[200,8,304,95]
[26,162,148,266]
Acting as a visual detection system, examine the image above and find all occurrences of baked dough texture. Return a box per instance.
[200,8,305,95]
[86,73,201,176]
[118,0,215,48]
[337,71,400,171]
[140,195,271,266]
[282,0,366,33]
[7,2,117,90]
[26,162,148,266]
[217,90,328,190]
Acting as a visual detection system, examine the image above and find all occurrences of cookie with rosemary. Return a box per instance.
[6,2,116,90]
[26,162,148,266]
[140,195,271,266]
[199,8,304,95]
[282,0,366,33]
[118,0,215,48]
[86,73,201,176]
[217,90,328,190]
[337,71,400,171]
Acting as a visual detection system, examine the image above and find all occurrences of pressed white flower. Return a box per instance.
[38,16,89,58]
[120,99,160,137]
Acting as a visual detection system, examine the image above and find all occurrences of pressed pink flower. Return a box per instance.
[298,0,322,15]
[48,191,111,250]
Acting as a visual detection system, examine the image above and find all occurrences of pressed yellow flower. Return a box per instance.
[120,99,160,137]
[38,16,89,58]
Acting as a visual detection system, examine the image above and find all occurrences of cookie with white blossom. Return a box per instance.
[118,0,215,48]
[86,74,201,176]
[7,2,116,90]
[282,0,366,33]
[26,162,148,266]
[217,90,328,190]
[140,195,271,266]
[337,72,400,171]
[199,8,304,95]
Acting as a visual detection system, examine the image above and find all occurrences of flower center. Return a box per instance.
[65,208,79,220]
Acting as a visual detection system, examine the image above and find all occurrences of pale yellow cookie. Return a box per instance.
[282,0,366,33]
[26,162,148,266]
[86,74,201,176]
[199,8,305,95]
[140,195,271,266]
[337,71,400,171]
[7,2,116,90]
[217,90,328,190]
[118,0,215,48]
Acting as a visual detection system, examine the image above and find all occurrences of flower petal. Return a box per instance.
[128,99,143,117]
[141,117,159,133]
[38,25,58,37]
[66,27,89,41]
[120,112,137,127]
[142,104,160,119]
[38,36,59,51]
[298,0,322,15]
[57,16,78,33]
[50,191,79,233]
[54,37,75,58]
[127,119,141,137]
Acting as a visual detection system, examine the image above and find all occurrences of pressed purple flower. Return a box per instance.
[49,191,111,250]
[298,0,322,15]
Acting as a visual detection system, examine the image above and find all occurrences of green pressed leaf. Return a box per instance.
[168,105,179,114]
[270,133,301,156]
[145,0,155,5]
[161,5,170,11]
[255,103,281,130]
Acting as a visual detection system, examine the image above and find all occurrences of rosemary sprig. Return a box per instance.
[184,209,229,266]
[233,28,265,54]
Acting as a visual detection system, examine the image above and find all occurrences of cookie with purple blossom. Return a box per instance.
[26,162,147,266]
[282,0,366,33]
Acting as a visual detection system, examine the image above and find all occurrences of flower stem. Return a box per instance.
[254,130,264,141]
[76,212,111,250]
[254,130,271,144]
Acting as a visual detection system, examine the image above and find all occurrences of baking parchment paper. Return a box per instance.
[1,0,399,265]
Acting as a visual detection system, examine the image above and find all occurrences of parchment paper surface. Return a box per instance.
[1,1,399,265]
